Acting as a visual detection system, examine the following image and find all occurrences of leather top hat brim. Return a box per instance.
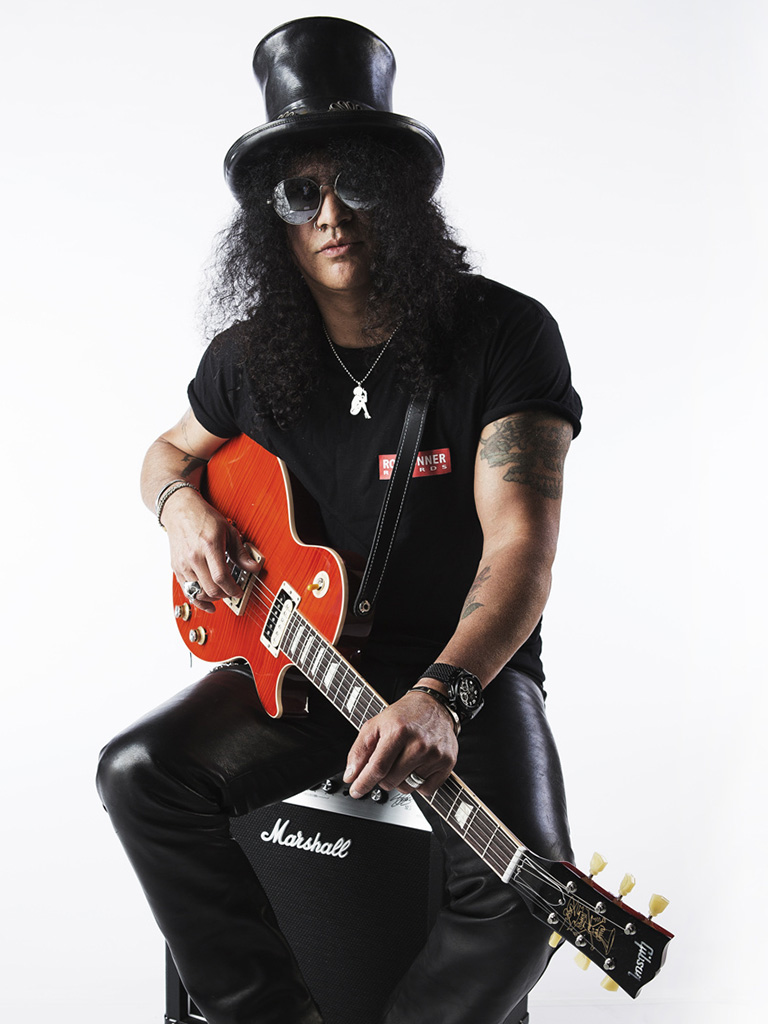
[224,111,444,199]
[223,17,444,200]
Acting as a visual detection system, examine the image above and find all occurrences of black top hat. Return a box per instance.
[224,17,444,199]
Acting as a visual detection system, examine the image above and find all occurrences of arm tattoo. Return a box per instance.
[180,410,194,450]
[479,415,571,499]
[461,565,491,620]
[178,410,208,478]
[180,453,207,479]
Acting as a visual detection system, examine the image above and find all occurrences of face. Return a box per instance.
[282,159,373,302]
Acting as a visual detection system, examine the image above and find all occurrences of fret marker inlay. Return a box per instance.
[310,647,324,675]
[299,636,313,665]
[454,801,474,830]
[290,625,305,656]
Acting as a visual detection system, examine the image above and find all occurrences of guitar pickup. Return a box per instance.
[223,543,264,616]
[261,583,300,657]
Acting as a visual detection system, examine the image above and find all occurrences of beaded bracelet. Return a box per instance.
[155,478,185,510]
[156,480,199,527]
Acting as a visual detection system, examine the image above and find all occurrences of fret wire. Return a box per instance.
[287,615,517,871]
[278,635,596,927]
[281,614,523,882]
[427,777,522,878]
[427,789,509,877]
[278,618,563,892]
[312,621,383,714]
[284,614,387,725]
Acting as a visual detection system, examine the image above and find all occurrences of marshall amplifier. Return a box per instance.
[165,779,529,1024]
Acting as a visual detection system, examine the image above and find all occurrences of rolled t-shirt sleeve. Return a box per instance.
[187,334,244,439]
[481,298,582,436]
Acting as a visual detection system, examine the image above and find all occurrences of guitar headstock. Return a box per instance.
[512,851,672,998]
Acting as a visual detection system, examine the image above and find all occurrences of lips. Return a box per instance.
[318,238,359,256]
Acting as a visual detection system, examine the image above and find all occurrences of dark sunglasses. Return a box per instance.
[269,171,377,225]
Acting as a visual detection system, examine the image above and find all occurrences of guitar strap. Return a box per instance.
[353,387,432,617]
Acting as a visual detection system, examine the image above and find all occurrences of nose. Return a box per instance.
[315,185,352,230]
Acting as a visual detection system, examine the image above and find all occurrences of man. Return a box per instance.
[97,17,582,1024]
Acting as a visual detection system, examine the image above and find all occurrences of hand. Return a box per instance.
[343,690,458,799]
[162,487,262,613]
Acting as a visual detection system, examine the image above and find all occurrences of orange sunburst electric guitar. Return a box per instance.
[172,433,673,998]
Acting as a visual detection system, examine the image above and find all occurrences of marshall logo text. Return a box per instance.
[260,817,352,859]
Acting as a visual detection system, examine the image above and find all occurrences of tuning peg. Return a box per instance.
[548,931,563,948]
[589,852,608,877]
[618,873,636,899]
[600,975,619,992]
[649,893,669,919]
[574,952,591,971]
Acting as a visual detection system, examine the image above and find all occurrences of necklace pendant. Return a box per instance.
[351,384,371,419]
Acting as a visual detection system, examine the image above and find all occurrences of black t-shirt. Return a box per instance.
[188,276,582,682]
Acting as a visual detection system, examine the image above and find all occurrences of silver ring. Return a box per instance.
[406,772,426,789]
[183,580,203,599]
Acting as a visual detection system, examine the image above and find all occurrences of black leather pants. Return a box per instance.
[96,657,572,1024]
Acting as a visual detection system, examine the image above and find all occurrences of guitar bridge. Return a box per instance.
[223,543,264,616]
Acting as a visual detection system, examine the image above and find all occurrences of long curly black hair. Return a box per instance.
[204,135,479,428]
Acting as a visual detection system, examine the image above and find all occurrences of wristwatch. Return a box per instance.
[413,663,484,725]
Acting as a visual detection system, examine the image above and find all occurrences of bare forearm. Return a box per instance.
[140,418,260,610]
[435,538,555,686]
[437,410,572,686]
[140,437,208,514]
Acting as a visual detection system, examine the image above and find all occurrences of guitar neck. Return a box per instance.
[282,608,529,884]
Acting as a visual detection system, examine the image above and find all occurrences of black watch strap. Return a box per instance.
[420,663,461,686]
[420,663,484,723]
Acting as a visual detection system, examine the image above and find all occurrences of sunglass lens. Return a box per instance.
[335,172,377,210]
[273,178,321,224]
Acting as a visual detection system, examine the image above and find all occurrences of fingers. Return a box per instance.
[168,499,262,607]
[343,695,458,799]
[178,578,216,614]
[343,728,382,797]
[226,523,263,573]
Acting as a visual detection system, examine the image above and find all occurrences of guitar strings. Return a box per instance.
[192,571,642,938]
[212,583,575,900]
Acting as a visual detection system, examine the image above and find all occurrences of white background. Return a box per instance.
[2,1,766,1022]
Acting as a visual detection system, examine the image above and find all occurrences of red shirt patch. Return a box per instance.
[379,448,452,480]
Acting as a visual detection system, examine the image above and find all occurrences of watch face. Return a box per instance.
[456,673,482,711]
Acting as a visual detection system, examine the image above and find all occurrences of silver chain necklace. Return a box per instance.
[323,322,400,419]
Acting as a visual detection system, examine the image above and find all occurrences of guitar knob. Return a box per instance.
[320,778,339,794]
[188,627,207,646]
[370,786,388,803]
[649,893,669,918]
[574,952,591,971]
[601,975,620,992]
[618,873,636,898]
[175,603,191,621]
[589,852,607,877]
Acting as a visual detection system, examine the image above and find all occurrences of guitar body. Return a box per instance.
[172,434,349,718]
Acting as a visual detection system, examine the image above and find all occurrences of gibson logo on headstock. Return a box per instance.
[561,900,616,956]
[630,940,655,981]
